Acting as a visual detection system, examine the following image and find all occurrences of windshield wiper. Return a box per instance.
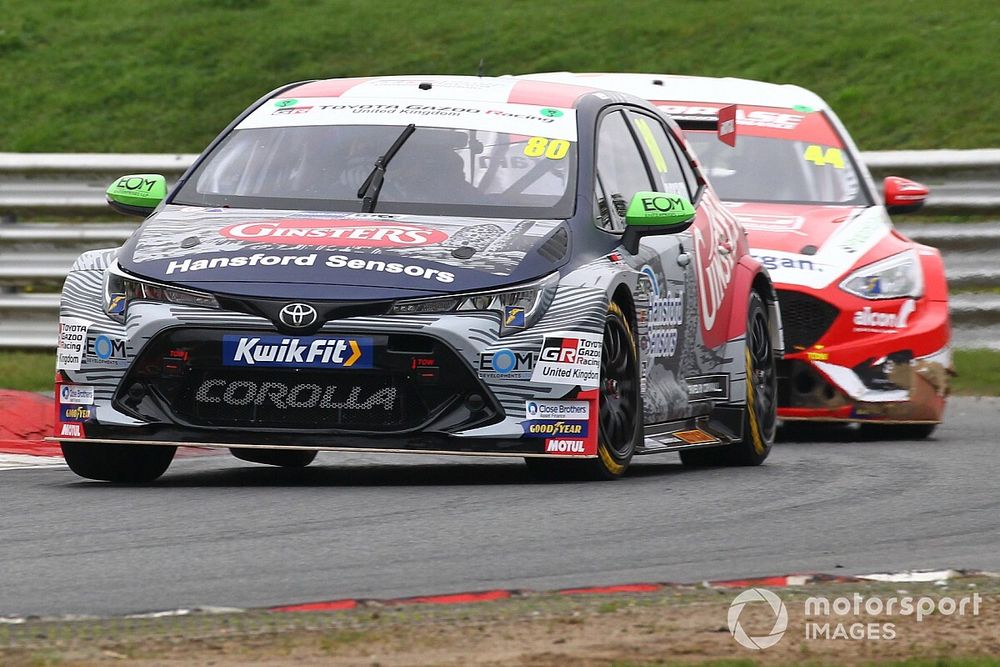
[356,124,416,213]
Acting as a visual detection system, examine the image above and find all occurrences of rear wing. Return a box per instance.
[668,104,737,147]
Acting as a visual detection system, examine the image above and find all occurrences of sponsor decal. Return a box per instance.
[852,299,915,332]
[59,422,84,438]
[525,400,590,420]
[659,106,806,131]
[56,317,89,371]
[807,350,829,361]
[753,254,823,273]
[222,335,374,368]
[530,332,603,389]
[544,438,587,454]
[503,306,526,328]
[641,264,684,358]
[108,293,127,315]
[194,379,396,411]
[59,385,95,405]
[220,219,449,248]
[86,335,128,367]
[523,420,589,438]
[272,105,313,115]
[675,429,719,444]
[164,252,456,283]
[237,96,579,141]
[686,374,730,401]
[478,349,534,380]
[326,254,455,283]
[60,405,93,422]
[693,197,741,344]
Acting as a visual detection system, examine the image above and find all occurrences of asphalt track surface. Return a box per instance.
[1,396,997,618]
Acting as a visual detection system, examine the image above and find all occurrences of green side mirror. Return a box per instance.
[106,174,167,217]
[622,191,696,253]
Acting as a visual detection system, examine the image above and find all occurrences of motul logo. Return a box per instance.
[544,438,586,453]
[221,219,449,247]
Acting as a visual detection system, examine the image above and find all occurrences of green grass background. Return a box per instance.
[0,0,997,393]
[1,0,998,153]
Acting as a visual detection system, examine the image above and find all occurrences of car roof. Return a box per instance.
[517,72,830,112]
[277,75,613,109]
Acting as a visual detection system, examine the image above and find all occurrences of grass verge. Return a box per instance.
[0,576,997,666]
[1,0,998,153]
[0,351,53,393]
[952,349,1000,396]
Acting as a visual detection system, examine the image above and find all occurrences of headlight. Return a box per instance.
[839,250,924,300]
[389,273,559,335]
[103,261,219,322]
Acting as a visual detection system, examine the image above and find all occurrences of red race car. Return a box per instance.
[520,73,951,437]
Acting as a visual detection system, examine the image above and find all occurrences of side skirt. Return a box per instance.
[636,416,736,455]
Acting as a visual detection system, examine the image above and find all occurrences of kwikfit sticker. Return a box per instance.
[222,335,374,368]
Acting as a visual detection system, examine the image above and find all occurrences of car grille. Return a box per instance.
[115,328,497,433]
[776,290,839,350]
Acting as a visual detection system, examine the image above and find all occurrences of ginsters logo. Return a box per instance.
[728,588,789,650]
[220,219,449,248]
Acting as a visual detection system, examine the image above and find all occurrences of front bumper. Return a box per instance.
[54,280,608,457]
[774,290,951,424]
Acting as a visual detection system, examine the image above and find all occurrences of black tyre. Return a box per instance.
[525,302,640,480]
[61,442,176,483]
[859,422,937,440]
[230,448,318,467]
[681,290,776,467]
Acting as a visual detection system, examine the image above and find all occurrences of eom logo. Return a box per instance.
[728,588,788,650]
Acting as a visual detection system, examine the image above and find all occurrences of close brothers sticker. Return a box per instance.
[529,332,603,389]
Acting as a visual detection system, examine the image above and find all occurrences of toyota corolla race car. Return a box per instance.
[518,73,951,437]
[50,75,782,482]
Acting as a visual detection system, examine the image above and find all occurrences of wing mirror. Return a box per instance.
[106,174,167,217]
[883,176,928,215]
[621,191,696,253]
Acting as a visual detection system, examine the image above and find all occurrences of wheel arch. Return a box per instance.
[727,258,785,358]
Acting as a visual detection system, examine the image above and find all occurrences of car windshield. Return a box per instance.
[174,122,578,219]
[680,108,870,206]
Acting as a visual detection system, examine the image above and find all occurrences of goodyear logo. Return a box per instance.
[522,420,589,438]
[60,405,93,422]
[223,335,373,368]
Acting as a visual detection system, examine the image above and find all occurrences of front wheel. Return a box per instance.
[61,442,176,483]
[525,302,640,480]
[681,290,776,467]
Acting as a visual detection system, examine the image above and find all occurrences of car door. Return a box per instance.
[594,108,693,423]
[627,109,743,417]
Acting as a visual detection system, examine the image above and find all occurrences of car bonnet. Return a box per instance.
[117,205,569,299]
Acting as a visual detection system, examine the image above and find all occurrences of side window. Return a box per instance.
[626,110,697,200]
[595,110,654,232]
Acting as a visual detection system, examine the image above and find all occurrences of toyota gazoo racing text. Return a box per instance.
[51,75,782,482]
[520,73,951,438]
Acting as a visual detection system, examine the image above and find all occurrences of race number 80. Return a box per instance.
[524,137,570,159]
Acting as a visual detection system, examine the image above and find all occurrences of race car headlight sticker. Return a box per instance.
[839,250,924,300]
[390,273,558,334]
[103,262,219,322]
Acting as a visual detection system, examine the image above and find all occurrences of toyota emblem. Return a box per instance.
[279,303,318,328]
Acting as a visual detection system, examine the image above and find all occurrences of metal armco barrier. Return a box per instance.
[0,151,997,349]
